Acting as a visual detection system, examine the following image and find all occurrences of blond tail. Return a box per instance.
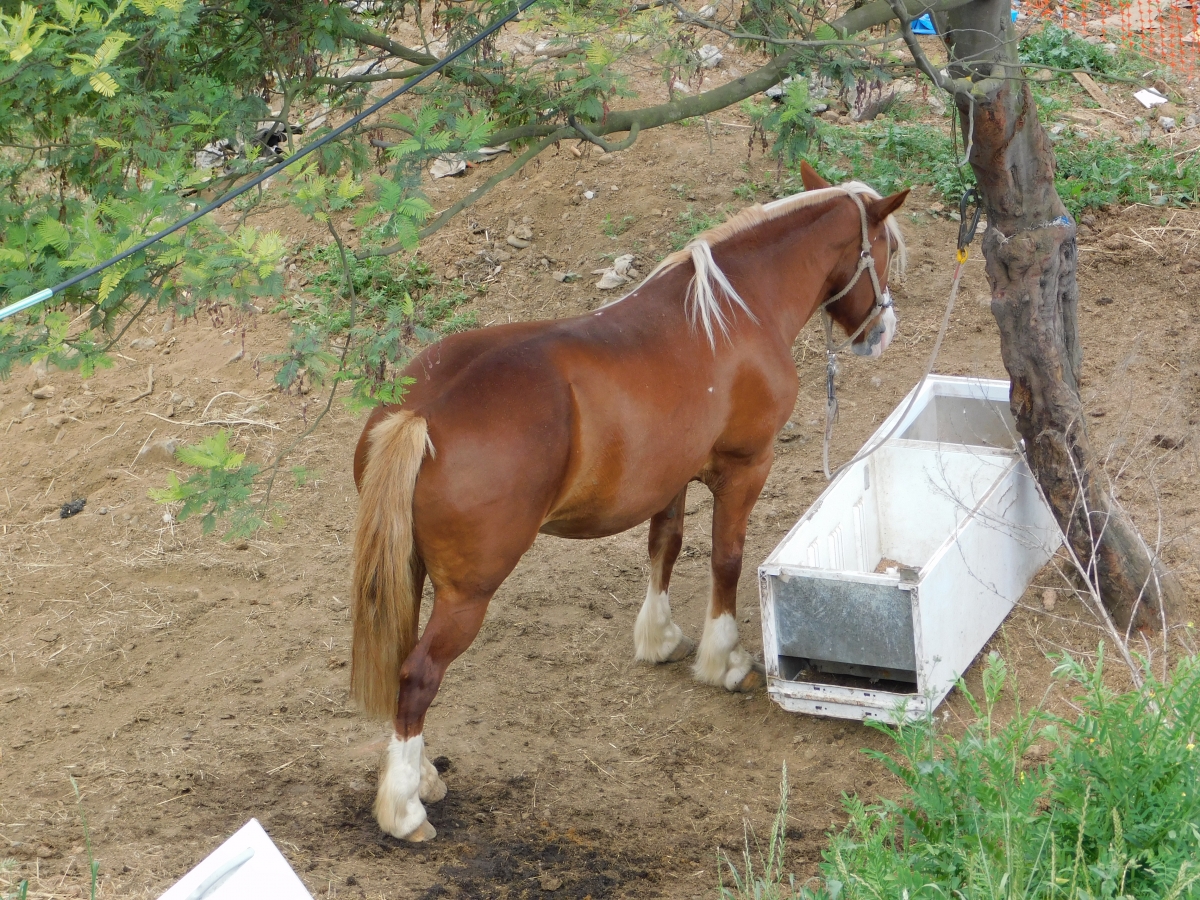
[351,411,432,719]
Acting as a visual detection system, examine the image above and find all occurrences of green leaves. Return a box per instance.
[821,649,1200,900]
[149,430,263,538]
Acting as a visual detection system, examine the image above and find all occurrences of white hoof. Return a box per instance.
[374,734,433,840]
[634,586,687,663]
[419,750,448,804]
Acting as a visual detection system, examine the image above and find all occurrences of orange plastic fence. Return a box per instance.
[1019,0,1199,78]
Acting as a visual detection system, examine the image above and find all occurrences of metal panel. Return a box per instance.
[771,575,916,671]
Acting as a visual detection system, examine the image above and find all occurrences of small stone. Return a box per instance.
[1041,589,1057,612]
[31,385,55,400]
[506,236,531,249]
[1186,114,1199,129]
[129,337,157,351]
[1096,296,1114,305]
[697,3,716,16]
[697,44,723,68]
[98,507,109,515]
[583,190,595,200]
[20,457,29,467]
[512,224,533,240]
[1031,68,1055,82]
[551,271,576,283]
[539,874,563,892]
[1159,116,1176,133]
[137,438,181,465]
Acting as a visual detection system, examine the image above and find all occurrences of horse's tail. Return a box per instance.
[351,410,432,720]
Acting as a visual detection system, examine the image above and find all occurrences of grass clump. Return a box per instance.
[722,649,1200,899]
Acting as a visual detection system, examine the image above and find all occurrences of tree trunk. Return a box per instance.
[937,0,1182,631]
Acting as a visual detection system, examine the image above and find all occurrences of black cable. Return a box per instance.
[1,0,537,321]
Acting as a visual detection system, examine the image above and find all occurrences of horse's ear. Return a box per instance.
[866,188,910,222]
[799,161,831,191]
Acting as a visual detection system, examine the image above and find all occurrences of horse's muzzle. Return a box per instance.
[852,295,897,358]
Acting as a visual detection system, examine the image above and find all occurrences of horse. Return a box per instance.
[349,162,908,841]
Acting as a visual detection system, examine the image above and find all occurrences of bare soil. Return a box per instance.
[3,50,1200,900]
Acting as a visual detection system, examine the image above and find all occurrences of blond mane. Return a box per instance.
[620,183,907,348]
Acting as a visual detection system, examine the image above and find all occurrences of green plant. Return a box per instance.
[602,213,636,238]
[669,206,727,250]
[0,857,28,900]
[817,649,1200,899]
[1019,24,1130,76]
[1055,135,1199,212]
[69,776,99,900]
[149,430,262,538]
[719,765,826,900]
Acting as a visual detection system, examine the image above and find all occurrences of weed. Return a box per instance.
[719,765,823,900]
[669,206,727,250]
[0,858,28,900]
[1019,23,1136,76]
[602,213,636,238]
[1055,135,1200,212]
[69,776,99,900]
[818,649,1200,899]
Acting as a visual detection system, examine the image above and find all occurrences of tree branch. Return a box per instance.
[364,127,575,258]
[337,18,438,67]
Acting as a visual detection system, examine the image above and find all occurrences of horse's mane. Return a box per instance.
[618,183,907,348]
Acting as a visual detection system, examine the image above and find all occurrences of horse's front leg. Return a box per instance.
[634,485,694,664]
[694,452,772,692]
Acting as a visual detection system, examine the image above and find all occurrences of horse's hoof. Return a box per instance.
[420,773,448,804]
[663,635,696,663]
[403,819,437,842]
[731,662,765,693]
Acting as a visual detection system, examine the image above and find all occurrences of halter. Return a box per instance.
[820,190,895,479]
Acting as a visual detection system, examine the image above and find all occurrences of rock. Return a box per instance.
[697,44,723,68]
[1031,68,1055,82]
[129,337,157,351]
[1187,114,1200,128]
[595,270,628,290]
[1180,258,1200,275]
[137,438,181,465]
[583,190,595,200]
[551,271,577,283]
[539,874,563,892]
[31,385,55,400]
[98,507,109,515]
[1041,589,1056,612]
[512,224,533,240]
[697,3,716,16]
[671,79,690,95]
[46,414,69,428]
[1159,116,1176,133]
[506,236,531,249]
[19,402,34,419]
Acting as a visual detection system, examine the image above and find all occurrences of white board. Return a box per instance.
[157,819,313,900]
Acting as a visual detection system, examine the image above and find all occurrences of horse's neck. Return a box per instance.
[717,198,854,344]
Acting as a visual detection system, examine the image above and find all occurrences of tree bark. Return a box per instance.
[937,0,1182,631]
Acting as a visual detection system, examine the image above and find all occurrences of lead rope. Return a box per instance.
[821,188,982,481]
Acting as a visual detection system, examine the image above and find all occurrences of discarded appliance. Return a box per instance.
[757,376,1061,722]
[157,818,312,900]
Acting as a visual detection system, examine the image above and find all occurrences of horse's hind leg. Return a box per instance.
[634,485,694,663]
[694,453,772,692]
[374,584,492,842]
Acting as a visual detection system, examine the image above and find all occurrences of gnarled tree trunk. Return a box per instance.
[928,0,1183,630]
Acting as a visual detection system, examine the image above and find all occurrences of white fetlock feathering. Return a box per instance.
[419,749,447,803]
[374,734,433,840]
[634,585,686,663]
[693,612,740,686]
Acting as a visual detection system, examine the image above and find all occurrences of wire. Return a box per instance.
[0,0,539,322]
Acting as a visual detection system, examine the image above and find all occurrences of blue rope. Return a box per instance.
[0,0,538,322]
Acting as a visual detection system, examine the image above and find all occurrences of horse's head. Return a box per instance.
[800,162,908,359]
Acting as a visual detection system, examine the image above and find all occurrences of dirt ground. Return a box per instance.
[3,31,1200,900]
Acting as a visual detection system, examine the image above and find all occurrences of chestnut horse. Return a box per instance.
[350,164,908,840]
